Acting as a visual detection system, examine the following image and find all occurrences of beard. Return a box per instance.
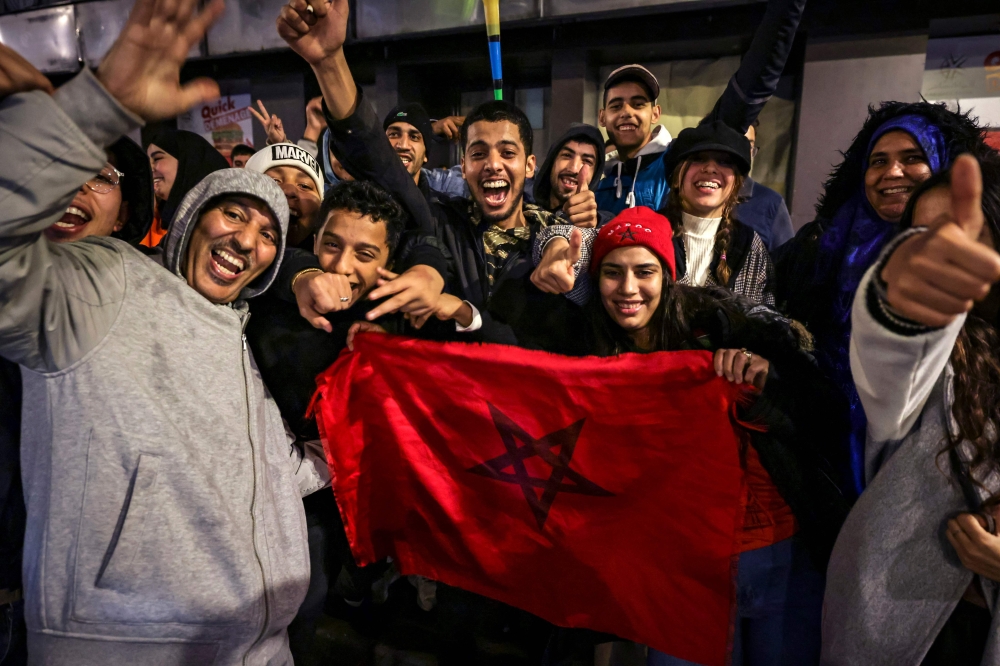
[478,187,524,226]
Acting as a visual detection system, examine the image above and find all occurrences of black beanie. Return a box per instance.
[383,103,436,145]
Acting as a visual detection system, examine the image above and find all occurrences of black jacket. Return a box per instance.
[246,294,408,441]
[576,291,852,566]
[322,89,589,353]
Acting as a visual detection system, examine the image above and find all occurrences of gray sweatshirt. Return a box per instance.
[0,70,320,665]
[822,258,1000,665]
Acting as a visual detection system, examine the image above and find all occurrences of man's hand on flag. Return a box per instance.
[346,321,386,351]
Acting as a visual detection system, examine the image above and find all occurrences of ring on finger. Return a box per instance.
[340,297,350,302]
[740,348,753,363]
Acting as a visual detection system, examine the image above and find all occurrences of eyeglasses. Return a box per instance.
[85,165,125,194]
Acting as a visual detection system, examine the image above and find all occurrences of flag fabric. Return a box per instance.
[310,333,748,666]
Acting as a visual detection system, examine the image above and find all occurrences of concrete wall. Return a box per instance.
[789,35,928,228]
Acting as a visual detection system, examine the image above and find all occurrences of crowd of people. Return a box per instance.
[1,0,1000,664]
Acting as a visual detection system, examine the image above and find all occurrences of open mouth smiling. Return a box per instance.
[209,247,249,282]
[53,205,92,231]
[694,180,722,195]
[481,179,510,208]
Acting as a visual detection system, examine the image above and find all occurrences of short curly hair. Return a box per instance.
[316,180,406,254]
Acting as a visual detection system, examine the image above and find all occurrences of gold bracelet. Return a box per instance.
[291,268,324,292]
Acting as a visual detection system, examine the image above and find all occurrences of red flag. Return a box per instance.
[311,334,747,666]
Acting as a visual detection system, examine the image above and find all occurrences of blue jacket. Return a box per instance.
[595,125,673,215]
[595,0,806,214]
[736,177,794,251]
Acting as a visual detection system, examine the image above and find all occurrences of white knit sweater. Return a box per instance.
[681,212,722,287]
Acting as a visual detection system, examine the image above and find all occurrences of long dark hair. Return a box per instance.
[664,158,745,286]
[902,154,1000,501]
[587,257,749,357]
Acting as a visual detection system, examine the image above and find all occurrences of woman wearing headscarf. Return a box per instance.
[143,128,229,247]
[773,102,989,500]
[823,153,1000,666]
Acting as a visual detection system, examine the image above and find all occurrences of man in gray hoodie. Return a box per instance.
[0,0,325,663]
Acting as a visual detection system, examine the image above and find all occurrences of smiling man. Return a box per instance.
[246,141,325,250]
[0,1,325,662]
[532,124,608,228]
[595,0,807,215]
[277,0,586,349]
[244,180,409,658]
[383,103,470,199]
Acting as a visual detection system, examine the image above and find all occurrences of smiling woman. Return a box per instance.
[773,100,992,501]
[660,120,775,306]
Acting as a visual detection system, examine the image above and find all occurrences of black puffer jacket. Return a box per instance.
[705,298,853,567]
[577,290,852,566]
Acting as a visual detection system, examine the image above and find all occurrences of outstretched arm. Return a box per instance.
[278,0,448,321]
[0,0,222,372]
[703,0,806,132]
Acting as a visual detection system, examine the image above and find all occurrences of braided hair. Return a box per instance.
[665,159,745,286]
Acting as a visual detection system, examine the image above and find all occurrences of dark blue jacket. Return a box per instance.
[736,177,794,251]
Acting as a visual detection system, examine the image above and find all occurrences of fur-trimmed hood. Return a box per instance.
[815,101,988,220]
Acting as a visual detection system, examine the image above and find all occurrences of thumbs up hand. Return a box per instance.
[881,155,1000,328]
[562,167,599,228]
[531,228,584,294]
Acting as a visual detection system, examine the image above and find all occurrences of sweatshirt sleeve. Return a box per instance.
[849,261,965,446]
[0,69,143,373]
[703,0,806,132]
[531,225,597,307]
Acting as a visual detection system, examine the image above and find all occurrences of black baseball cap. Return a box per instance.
[603,65,660,104]
[383,103,435,144]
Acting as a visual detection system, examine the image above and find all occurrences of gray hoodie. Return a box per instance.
[822,254,1000,665]
[0,70,319,665]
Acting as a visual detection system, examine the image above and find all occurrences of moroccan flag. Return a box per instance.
[311,334,747,666]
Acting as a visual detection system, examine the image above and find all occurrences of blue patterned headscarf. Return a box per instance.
[812,114,949,498]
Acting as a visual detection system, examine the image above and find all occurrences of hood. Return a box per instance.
[162,169,290,301]
[533,124,606,209]
[107,136,155,246]
[815,101,989,220]
[145,129,231,228]
[604,124,673,172]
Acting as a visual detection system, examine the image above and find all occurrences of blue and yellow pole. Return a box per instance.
[483,0,502,100]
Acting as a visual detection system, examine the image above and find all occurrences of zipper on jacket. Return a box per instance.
[239,313,271,665]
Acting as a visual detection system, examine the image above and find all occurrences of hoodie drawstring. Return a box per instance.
[625,155,641,208]
[615,161,623,200]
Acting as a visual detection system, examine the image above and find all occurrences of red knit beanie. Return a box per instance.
[590,206,676,279]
